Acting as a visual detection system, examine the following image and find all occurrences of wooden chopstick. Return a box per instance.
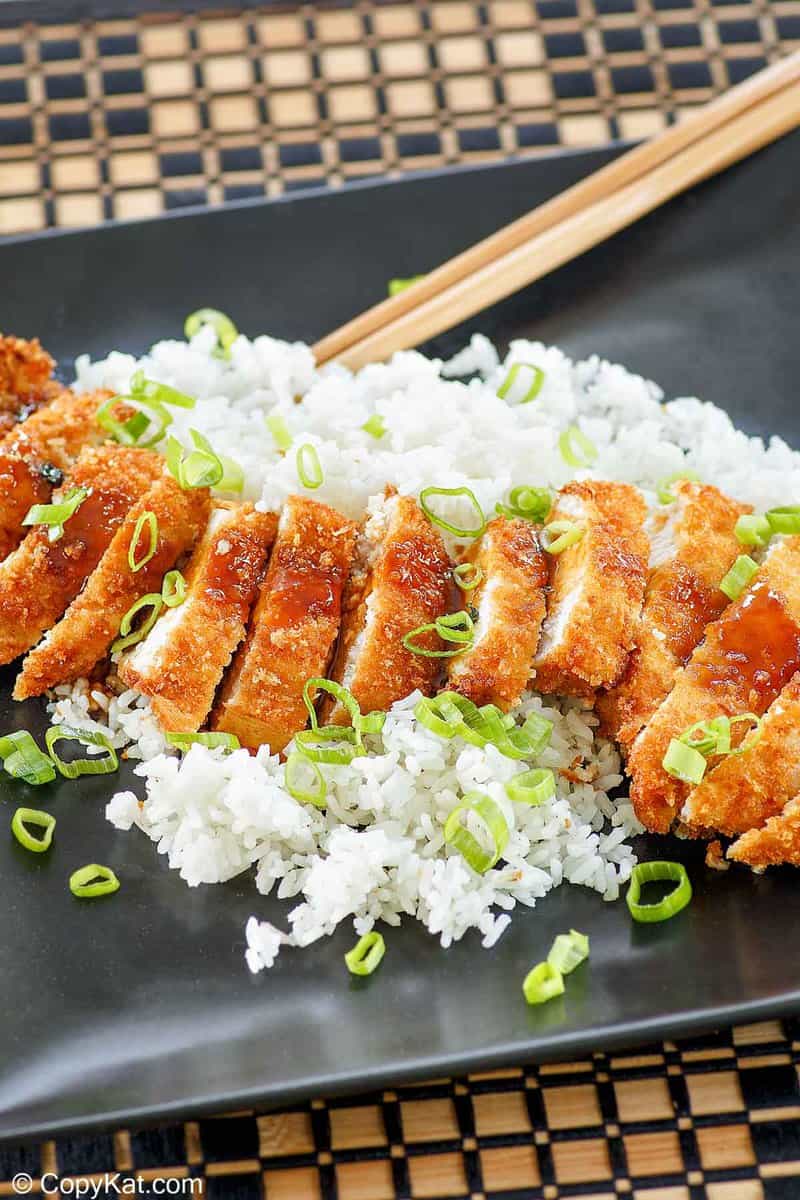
[313,51,800,370]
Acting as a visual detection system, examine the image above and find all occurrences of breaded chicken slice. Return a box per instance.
[0,445,163,667]
[0,389,110,561]
[213,495,357,752]
[14,475,210,699]
[533,481,649,697]
[728,794,800,869]
[596,481,748,752]
[324,490,452,724]
[681,672,800,836]
[627,536,800,833]
[0,334,59,433]
[118,502,276,732]
[447,515,547,711]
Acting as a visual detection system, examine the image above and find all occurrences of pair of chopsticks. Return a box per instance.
[314,51,800,372]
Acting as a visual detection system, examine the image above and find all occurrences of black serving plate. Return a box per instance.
[1,133,799,1143]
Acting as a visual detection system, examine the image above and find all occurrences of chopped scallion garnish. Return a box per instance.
[130,370,196,410]
[294,726,361,764]
[166,429,228,490]
[419,486,486,539]
[663,738,707,784]
[128,511,158,573]
[415,693,553,762]
[162,569,186,608]
[300,677,385,751]
[558,426,597,469]
[362,414,386,439]
[0,731,56,785]
[112,593,163,653]
[388,276,424,296]
[296,443,323,490]
[626,861,692,923]
[765,506,800,534]
[96,394,172,448]
[444,792,509,875]
[403,610,475,658]
[453,562,483,592]
[497,362,545,406]
[735,513,771,547]
[505,768,555,806]
[523,961,564,1005]
[22,486,88,543]
[45,726,118,779]
[345,930,386,975]
[266,412,292,452]
[166,732,240,752]
[719,554,758,601]
[543,520,584,555]
[219,456,245,494]
[69,863,120,900]
[547,929,589,975]
[495,485,552,524]
[184,308,239,359]
[11,807,55,853]
[285,752,327,808]
[656,470,701,505]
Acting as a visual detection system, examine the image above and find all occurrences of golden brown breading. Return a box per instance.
[533,480,649,697]
[728,794,800,869]
[0,445,163,667]
[596,481,748,752]
[627,536,800,833]
[324,490,452,723]
[14,475,210,699]
[681,672,800,836]
[0,335,58,434]
[0,389,110,561]
[212,495,357,752]
[118,502,276,732]
[447,515,547,711]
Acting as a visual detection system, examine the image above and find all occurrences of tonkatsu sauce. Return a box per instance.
[205,526,270,610]
[650,562,726,664]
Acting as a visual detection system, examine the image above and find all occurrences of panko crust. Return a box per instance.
[0,334,58,435]
[728,795,800,869]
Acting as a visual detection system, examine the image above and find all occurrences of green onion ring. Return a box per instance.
[296,443,323,490]
[497,362,545,405]
[453,562,483,592]
[294,726,361,765]
[558,426,597,469]
[218,456,245,494]
[166,732,240,752]
[0,731,56,785]
[284,751,328,808]
[161,569,187,608]
[662,738,707,784]
[345,930,386,975]
[45,726,118,779]
[543,520,584,555]
[22,486,89,543]
[505,768,555,806]
[495,484,552,524]
[626,861,692,923]
[11,807,55,853]
[403,611,475,658]
[719,554,758,601]
[266,412,292,452]
[96,394,173,448]
[444,792,509,875]
[765,506,800,534]
[166,429,227,490]
[656,470,701,505]
[130,370,195,410]
[128,511,158,573]
[362,414,386,439]
[184,308,239,359]
[112,593,163,653]
[523,961,565,1005]
[69,864,121,900]
[547,929,589,975]
[735,513,771,547]
[419,485,486,539]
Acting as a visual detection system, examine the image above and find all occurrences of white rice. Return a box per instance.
[51,328,800,971]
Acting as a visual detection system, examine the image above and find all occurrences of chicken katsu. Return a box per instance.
[324,489,451,723]
[596,481,748,752]
[728,795,800,869]
[447,515,547,711]
[213,495,357,752]
[533,481,649,698]
[14,475,210,700]
[0,445,163,666]
[118,502,276,732]
[627,536,800,833]
[0,334,60,434]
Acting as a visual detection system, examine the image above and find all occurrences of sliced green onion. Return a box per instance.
[96,394,172,448]
[294,726,361,765]
[543,520,584,555]
[166,429,226,490]
[11,807,55,853]
[165,732,240,752]
[523,961,565,1005]
[284,751,327,808]
[45,726,118,779]
[162,569,186,608]
[415,693,553,762]
[444,792,509,874]
[663,738,707,784]
[22,486,88,543]
[296,443,323,490]
[184,308,238,359]
[419,485,486,539]
[128,511,158,573]
[559,426,597,469]
[547,929,589,975]
[506,768,555,806]
[495,485,552,524]
[453,562,483,592]
[656,470,701,504]
[69,864,120,900]
[765,506,800,534]
[266,412,292,452]
[130,370,196,409]
[626,860,692,923]
[388,276,424,296]
[345,930,386,975]
[218,456,245,494]
[735,513,771,547]
[0,731,56,785]
[677,712,761,763]
[112,593,163,653]
[403,611,475,658]
[415,695,461,740]
[720,554,758,601]
[362,414,386,439]
[303,676,359,730]
[497,362,545,405]
[357,710,386,735]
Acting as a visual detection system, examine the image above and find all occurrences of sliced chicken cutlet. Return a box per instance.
[627,536,800,833]
[0,445,163,667]
[14,475,210,699]
[728,795,800,869]
[596,481,749,752]
[0,388,110,561]
[118,502,276,732]
[0,334,59,433]
[213,495,357,752]
[447,515,547,711]
[681,672,800,836]
[533,480,649,698]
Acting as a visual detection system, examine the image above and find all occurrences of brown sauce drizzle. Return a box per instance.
[205,527,268,610]
[45,487,131,580]
[383,536,449,610]
[268,556,345,626]
[649,562,726,664]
